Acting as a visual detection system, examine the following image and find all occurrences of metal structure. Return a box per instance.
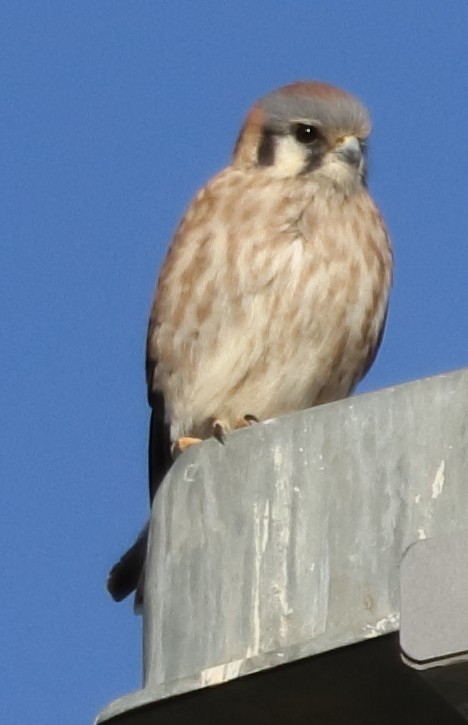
[97,368,468,724]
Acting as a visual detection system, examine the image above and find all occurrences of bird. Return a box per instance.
[107,80,393,607]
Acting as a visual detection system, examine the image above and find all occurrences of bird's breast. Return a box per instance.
[154,176,392,440]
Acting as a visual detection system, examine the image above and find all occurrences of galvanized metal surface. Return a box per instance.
[401,531,468,667]
[401,532,468,720]
[97,368,468,723]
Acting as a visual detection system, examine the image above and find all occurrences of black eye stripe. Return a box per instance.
[257,129,276,166]
[292,123,321,145]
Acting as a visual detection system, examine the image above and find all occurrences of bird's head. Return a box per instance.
[233,81,371,187]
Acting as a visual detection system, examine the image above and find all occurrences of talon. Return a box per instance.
[211,419,227,444]
[244,414,259,425]
[172,436,202,458]
[234,414,260,429]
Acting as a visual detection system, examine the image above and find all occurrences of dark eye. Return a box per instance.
[292,123,321,145]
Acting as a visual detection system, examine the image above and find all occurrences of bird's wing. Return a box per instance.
[146,316,172,503]
[106,316,172,605]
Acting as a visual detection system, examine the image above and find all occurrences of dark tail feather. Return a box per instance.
[107,394,172,607]
[107,524,149,603]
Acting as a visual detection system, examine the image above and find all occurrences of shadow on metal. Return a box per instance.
[107,634,464,725]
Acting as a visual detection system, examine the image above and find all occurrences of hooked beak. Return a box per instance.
[333,136,363,167]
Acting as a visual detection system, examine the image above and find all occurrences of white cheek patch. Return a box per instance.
[271,135,309,177]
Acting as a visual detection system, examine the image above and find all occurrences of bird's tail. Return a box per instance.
[107,402,171,609]
[106,523,149,608]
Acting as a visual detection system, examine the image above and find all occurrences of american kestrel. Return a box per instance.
[108,81,393,605]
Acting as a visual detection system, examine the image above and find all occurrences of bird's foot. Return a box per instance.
[234,414,260,429]
[211,415,259,442]
[211,418,228,443]
[174,416,259,457]
[172,436,203,458]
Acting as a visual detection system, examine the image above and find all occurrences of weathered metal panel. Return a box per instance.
[97,368,468,723]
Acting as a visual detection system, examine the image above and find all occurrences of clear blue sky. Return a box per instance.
[2,2,468,723]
